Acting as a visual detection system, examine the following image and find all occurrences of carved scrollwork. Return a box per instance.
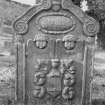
[62,59,74,69]
[33,86,46,98]
[63,61,76,74]
[14,21,28,34]
[69,66,76,74]
[35,60,50,73]
[34,72,46,86]
[62,60,76,100]
[62,87,75,100]
[63,73,75,86]
[33,59,77,100]
[83,18,99,36]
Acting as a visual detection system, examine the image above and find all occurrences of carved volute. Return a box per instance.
[13,0,99,105]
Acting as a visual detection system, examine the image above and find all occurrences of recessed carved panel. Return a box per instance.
[37,14,76,34]
[26,39,84,105]
[31,58,77,100]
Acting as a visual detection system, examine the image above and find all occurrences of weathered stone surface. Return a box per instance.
[13,0,99,105]
[0,0,104,105]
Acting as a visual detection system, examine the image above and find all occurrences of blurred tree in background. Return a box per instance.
[86,0,105,49]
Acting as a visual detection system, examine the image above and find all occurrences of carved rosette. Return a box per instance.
[14,21,28,34]
[34,72,46,86]
[33,86,46,98]
[33,59,76,100]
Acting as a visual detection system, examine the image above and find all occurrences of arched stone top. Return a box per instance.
[13,0,99,37]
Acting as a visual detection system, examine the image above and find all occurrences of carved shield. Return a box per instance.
[46,76,61,97]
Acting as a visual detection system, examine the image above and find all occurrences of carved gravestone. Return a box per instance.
[13,0,99,105]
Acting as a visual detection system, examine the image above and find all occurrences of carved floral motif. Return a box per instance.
[33,59,76,100]
[34,72,46,86]
[33,86,46,98]
[63,73,75,86]
[62,87,75,100]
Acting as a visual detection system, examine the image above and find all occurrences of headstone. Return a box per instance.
[13,0,99,105]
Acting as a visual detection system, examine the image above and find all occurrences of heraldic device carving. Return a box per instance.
[13,0,99,105]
